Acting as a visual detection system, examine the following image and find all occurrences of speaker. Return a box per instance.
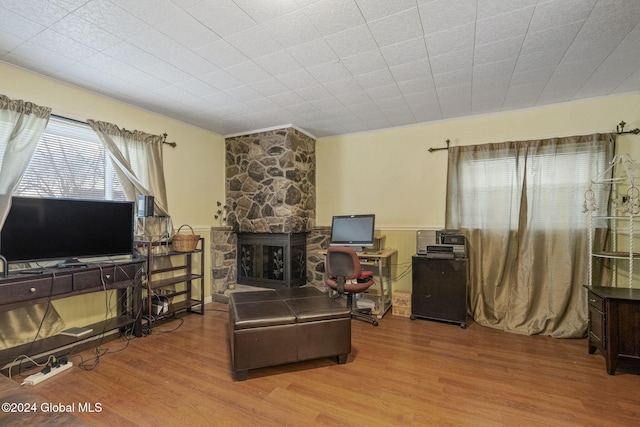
[137,195,154,217]
[416,230,436,255]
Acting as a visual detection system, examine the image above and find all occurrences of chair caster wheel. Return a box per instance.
[372,320,379,326]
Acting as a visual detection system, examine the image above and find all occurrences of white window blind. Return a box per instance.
[455,142,609,230]
[14,116,125,200]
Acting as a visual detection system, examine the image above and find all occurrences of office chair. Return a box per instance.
[324,246,379,326]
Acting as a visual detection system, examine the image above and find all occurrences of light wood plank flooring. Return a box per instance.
[12,302,640,426]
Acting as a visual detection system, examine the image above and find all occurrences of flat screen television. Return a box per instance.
[0,196,135,267]
[330,214,375,251]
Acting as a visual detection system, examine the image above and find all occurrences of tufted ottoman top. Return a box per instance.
[229,287,350,329]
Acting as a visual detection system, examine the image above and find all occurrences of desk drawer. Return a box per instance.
[113,263,139,283]
[73,264,138,291]
[73,268,115,291]
[0,275,73,305]
[588,292,604,312]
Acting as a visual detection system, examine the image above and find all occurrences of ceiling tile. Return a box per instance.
[260,10,322,48]
[336,89,373,106]
[226,26,282,58]
[186,0,256,37]
[29,29,97,61]
[303,0,366,36]
[354,68,396,89]
[433,67,473,88]
[277,69,318,90]
[74,0,151,39]
[110,0,184,25]
[200,69,245,91]
[230,0,300,22]
[425,23,475,57]
[340,49,387,75]
[474,36,523,66]
[306,61,352,84]
[169,50,219,77]
[156,10,221,50]
[323,77,364,96]
[397,76,435,95]
[174,78,219,97]
[0,7,45,39]
[528,0,595,33]
[5,43,76,74]
[355,0,416,22]
[430,49,473,76]
[476,0,537,20]
[0,0,69,26]
[419,0,477,35]
[52,14,122,51]
[325,24,378,58]
[223,85,263,103]
[195,39,248,68]
[223,61,272,84]
[520,21,583,55]
[129,28,187,62]
[367,7,423,48]
[475,6,534,46]
[253,50,304,76]
[380,37,428,67]
[286,38,337,68]
[389,59,433,82]
[249,78,290,97]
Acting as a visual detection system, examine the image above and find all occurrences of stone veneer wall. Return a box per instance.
[306,226,331,287]
[210,227,236,299]
[225,127,315,233]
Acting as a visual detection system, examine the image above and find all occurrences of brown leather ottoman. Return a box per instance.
[229,287,351,381]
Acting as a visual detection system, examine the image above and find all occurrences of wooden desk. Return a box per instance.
[585,285,640,374]
[320,248,398,319]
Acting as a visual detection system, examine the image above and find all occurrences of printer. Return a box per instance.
[417,229,466,259]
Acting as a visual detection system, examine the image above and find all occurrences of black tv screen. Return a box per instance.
[0,196,135,264]
[330,214,375,249]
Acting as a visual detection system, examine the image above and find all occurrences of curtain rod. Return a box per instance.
[428,139,450,153]
[616,121,640,135]
[427,119,639,153]
[50,114,177,147]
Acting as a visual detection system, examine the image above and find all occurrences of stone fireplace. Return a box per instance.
[210,126,316,294]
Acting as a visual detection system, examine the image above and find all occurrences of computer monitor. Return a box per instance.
[330,214,375,252]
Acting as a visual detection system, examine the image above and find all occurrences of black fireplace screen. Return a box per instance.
[237,233,306,288]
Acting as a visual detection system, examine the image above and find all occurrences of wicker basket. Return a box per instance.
[171,224,200,252]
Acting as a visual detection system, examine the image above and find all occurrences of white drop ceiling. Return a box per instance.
[1,0,639,138]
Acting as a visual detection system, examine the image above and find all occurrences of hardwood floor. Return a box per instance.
[13,302,640,426]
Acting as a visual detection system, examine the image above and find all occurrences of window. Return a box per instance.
[14,116,125,200]
[453,142,610,230]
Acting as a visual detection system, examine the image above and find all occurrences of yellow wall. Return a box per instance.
[2,62,225,326]
[4,60,640,312]
[317,92,640,291]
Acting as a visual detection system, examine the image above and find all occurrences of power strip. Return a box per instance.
[22,362,73,386]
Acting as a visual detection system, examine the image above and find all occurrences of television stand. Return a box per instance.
[0,260,144,373]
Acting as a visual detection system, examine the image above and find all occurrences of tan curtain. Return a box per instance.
[0,94,51,227]
[446,133,615,338]
[0,94,66,350]
[87,120,170,239]
[87,120,168,213]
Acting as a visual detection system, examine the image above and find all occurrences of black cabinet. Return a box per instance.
[410,256,467,328]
